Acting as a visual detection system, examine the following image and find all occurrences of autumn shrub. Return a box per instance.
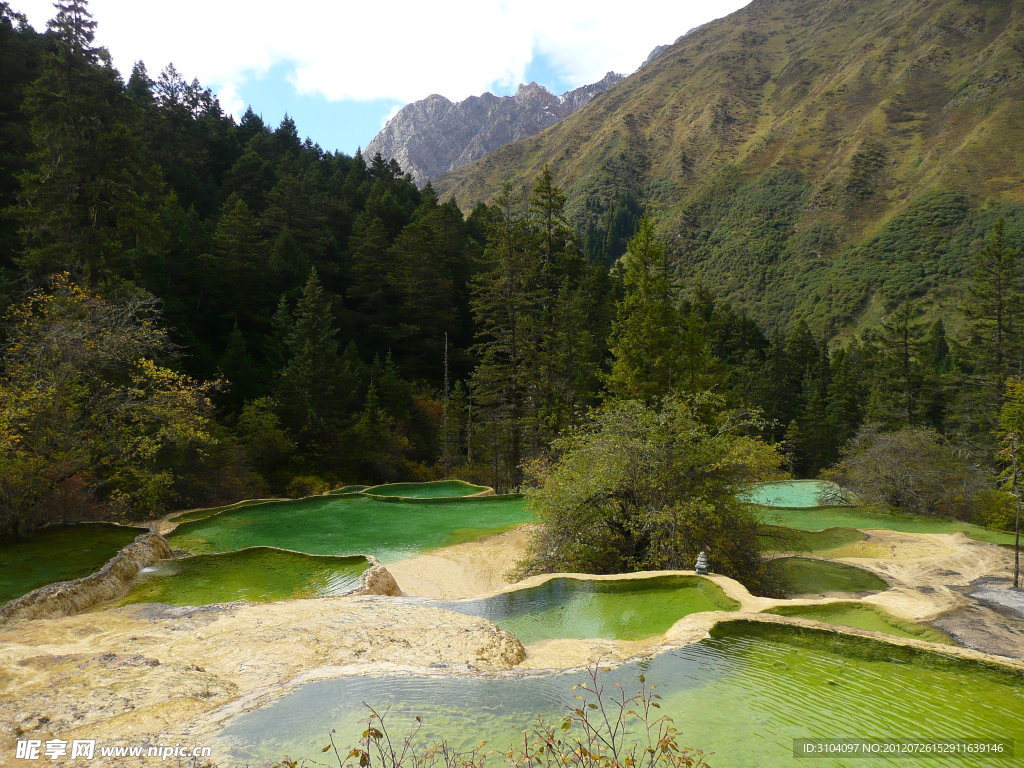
[974,489,1015,531]
[285,475,331,498]
[0,277,224,536]
[822,425,982,518]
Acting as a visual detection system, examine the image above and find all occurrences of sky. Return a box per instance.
[14,0,751,154]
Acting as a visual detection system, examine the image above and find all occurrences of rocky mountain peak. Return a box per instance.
[364,72,624,187]
[515,81,555,101]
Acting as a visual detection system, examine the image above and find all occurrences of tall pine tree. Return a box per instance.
[275,268,344,462]
[18,0,164,281]
[607,218,688,400]
[469,184,543,489]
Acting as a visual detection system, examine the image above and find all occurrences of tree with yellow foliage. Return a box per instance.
[0,276,221,536]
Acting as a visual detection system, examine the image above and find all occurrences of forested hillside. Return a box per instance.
[436,0,1024,334]
[0,1,498,534]
[1,0,1021,542]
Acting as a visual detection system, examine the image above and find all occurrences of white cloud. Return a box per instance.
[380,103,403,128]
[13,0,751,104]
[217,81,246,121]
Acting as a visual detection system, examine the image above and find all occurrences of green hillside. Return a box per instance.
[436,0,1024,332]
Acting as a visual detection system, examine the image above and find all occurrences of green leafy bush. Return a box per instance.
[974,489,1015,532]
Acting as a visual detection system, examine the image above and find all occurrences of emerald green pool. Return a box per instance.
[327,484,370,495]
[766,556,889,597]
[759,504,1016,545]
[743,480,846,507]
[363,480,490,498]
[168,494,531,563]
[749,482,1015,546]
[765,602,952,644]
[171,498,282,525]
[217,621,1024,768]
[111,548,371,607]
[0,523,147,605]
[435,575,738,644]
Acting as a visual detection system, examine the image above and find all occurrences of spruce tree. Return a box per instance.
[963,218,1023,381]
[347,211,396,356]
[826,341,870,455]
[200,194,270,334]
[276,269,343,459]
[529,165,582,287]
[386,200,468,379]
[18,0,164,281]
[0,3,45,270]
[526,169,604,446]
[676,309,723,395]
[794,346,834,474]
[442,380,469,471]
[953,219,1024,446]
[607,217,686,400]
[868,301,925,429]
[918,319,951,431]
[469,184,542,489]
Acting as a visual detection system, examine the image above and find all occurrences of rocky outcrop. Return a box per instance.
[0,598,527,763]
[639,43,671,69]
[355,556,403,597]
[0,532,173,624]
[365,72,624,186]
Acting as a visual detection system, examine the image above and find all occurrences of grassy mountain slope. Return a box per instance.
[435,0,1024,333]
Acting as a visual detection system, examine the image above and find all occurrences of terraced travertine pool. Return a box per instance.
[217,621,1024,768]
[0,522,148,604]
[111,548,371,607]
[743,480,847,507]
[168,493,531,563]
[435,575,738,644]
[0,482,527,606]
[750,481,1016,545]
[766,556,889,597]
[765,602,952,643]
[758,523,867,554]
[363,480,491,498]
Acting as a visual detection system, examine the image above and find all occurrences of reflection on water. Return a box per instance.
[437,575,738,643]
[218,622,1024,768]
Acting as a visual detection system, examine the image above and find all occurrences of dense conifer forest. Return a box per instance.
[1,0,1021,544]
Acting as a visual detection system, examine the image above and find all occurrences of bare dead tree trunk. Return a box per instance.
[1013,435,1022,590]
